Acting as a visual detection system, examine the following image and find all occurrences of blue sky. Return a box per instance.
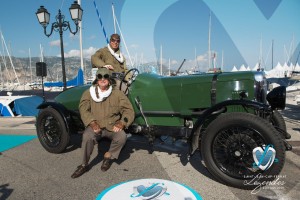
[0,0,299,72]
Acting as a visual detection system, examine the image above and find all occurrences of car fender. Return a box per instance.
[190,99,270,154]
[37,102,72,134]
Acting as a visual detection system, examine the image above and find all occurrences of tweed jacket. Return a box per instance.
[79,86,134,131]
[91,46,127,73]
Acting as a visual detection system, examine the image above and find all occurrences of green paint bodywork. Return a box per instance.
[55,71,261,127]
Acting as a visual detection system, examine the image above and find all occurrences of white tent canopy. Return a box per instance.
[230,62,300,78]
[231,66,238,71]
[239,64,247,71]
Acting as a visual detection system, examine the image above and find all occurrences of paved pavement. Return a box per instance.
[0,117,36,135]
[0,91,299,199]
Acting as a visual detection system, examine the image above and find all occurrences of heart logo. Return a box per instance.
[252,145,276,170]
[253,0,282,19]
[131,183,167,199]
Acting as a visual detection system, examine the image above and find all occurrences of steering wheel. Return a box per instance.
[119,68,139,93]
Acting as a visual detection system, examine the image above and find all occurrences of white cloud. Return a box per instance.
[63,46,98,58]
[49,40,61,47]
[64,49,80,57]
[83,47,98,58]
[197,54,207,62]
[171,60,178,65]
[130,44,139,49]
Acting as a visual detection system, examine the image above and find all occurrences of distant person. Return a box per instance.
[91,33,127,73]
[71,68,135,178]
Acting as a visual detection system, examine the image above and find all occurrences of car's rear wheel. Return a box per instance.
[201,112,285,189]
[36,107,69,153]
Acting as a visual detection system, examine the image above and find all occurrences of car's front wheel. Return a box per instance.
[36,107,70,153]
[201,112,285,189]
[270,110,290,139]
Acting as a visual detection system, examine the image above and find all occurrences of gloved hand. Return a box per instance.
[113,121,125,132]
[103,65,114,70]
[89,121,101,134]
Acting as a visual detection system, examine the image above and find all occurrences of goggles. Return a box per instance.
[110,39,120,43]
[97,74,110,80]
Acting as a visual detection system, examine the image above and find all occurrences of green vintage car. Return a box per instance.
[36,69,291,189]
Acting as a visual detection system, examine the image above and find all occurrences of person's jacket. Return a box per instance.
[91,46,127,73]
[79,86,134,131]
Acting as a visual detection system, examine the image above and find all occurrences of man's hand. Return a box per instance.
[113,121,125,132]
[89,121,101,134]
[103,65,114,70]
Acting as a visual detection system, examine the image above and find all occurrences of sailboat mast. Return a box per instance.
[169,58,171,76]
[112,3,117,33]
[0,63,2,90]
[194,47,197,71]
[111,6,133,67]
[160,45,163,75]
[1,32,20,85]
[271,40,274,69]
[221,50,224,71]
[0,32,12,84]
[40,44,44,62]
[29,48,32,84]
[78,0,84,73]
[208,11,211,69]
[259,34,262,70]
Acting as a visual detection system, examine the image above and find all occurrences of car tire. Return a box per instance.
[201,112,285,189]
[36,107,70,154]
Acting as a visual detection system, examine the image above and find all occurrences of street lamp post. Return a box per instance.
[36,1,83,90]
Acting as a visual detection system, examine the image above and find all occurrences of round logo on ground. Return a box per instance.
[96,178,202,200]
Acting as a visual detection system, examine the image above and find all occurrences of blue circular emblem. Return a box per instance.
[96,178,202,200]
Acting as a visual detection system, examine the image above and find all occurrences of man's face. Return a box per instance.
[110,37,120,50]
[97,73,110,90]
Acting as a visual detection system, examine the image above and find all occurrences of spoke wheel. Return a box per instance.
[201,112,285,189]
[36,107,70,153]
[212,126,264,179]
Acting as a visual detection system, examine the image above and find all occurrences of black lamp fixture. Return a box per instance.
[36,6,50,27]
[69,1,83,23]
[36,1,83,90]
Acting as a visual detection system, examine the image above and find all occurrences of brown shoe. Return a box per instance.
[101,158,113,172]
[71,165,88,178]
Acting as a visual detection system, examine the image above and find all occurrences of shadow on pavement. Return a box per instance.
[63,133,216,182]
[281,103,300,121]
[0,184,13,200]
[63,134,83,153]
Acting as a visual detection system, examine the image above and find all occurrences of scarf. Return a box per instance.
[107,44,124,63]
[90,85,112,102]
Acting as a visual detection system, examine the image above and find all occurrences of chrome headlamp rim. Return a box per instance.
[254,71,267,104]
